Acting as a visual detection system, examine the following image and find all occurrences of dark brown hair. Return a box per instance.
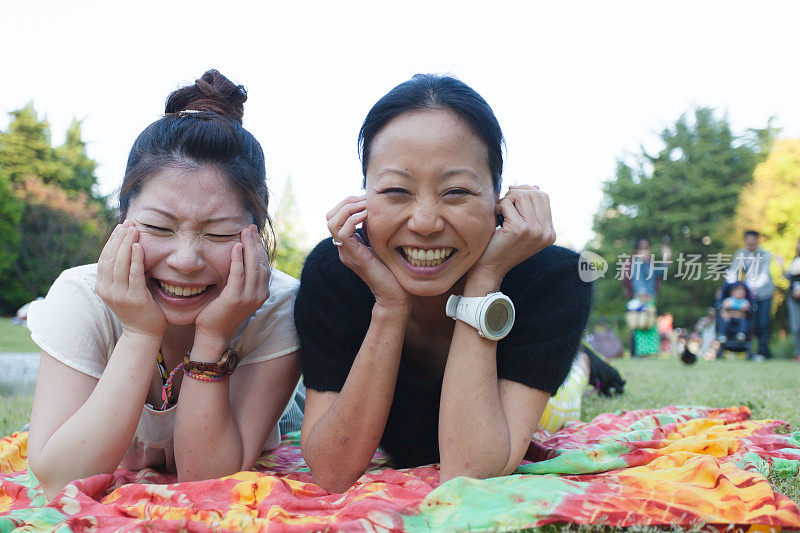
[358,74,504,193]
[119,69,274,258]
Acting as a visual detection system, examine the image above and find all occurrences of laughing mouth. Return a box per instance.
[400,246,455,267]
[158,281,210,297]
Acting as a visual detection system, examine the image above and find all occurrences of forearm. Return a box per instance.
[438,276,513,481]
[173,335,244,481]
[303,304,408,493]
[32,333,159,498]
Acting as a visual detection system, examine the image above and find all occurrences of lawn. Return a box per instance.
[0,317,38,352]
[0,357,798,530]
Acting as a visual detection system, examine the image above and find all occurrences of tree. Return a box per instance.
[54,119,101,197]
[590,107,774,327]
[733,138,800,304]
[0,104,110,310]
[272,177,309,279]
[1,179,106,308]
[0,103,71,190]
[0,171,22,289]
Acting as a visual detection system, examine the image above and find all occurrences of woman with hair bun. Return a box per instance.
[26,70,302,499]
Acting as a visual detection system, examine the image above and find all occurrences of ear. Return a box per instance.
[362,219,371,246]
[494,192,503,228]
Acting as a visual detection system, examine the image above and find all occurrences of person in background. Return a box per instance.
[719,282,751,341]
[726,230,774,360]
[776,236,800,362]
[621,238,669,356]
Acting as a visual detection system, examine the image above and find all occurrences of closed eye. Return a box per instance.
[207,233,240,239]
[142,224,171,233]
[444,188,471,196]
[380,188,409,195]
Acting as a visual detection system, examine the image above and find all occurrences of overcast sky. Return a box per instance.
[4,0,800,249]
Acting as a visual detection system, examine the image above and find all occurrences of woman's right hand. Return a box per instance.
[326,195,410,310]
[95,221,167,338]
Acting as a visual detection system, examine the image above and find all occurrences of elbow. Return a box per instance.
[28,458,66,501]
[439,465,497,484]
[311,468,362,494]
[439,450,514,483]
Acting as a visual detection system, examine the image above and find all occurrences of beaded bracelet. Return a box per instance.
[160,362,185,410]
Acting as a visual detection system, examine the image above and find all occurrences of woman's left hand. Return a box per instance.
[469,185,556,287]
[194,225,270,345]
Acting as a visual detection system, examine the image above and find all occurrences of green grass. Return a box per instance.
[0,393,33,437]
[581,357,800,428]
[0,358,798,531]
[0,317,38,352]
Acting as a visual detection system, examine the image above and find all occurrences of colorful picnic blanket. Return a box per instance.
[1,405,799,531]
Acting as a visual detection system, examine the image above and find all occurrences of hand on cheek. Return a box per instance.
[95,220,167,338]
[194,225,270,344]
[469,185,556,285]
[327,195,410,311]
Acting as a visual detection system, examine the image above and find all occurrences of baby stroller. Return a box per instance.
[715,281,755,359]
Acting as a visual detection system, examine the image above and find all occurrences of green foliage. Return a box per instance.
[0,172,23,282]
[0,103,110,310]
[734,139,800,289]
[273,178,310,279]
[54,119,101,196]
[590,108,775,327]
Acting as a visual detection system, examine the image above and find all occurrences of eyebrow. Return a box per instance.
[142,207,243,224]
[375,167,482,181]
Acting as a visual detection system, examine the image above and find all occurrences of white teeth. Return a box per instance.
[402,247,455,267]
[159,281,209,297]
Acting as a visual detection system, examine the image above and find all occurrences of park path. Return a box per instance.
[0,352,39,395]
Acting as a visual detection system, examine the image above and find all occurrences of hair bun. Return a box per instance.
[165,69,247,125]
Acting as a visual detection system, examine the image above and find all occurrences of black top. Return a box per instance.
[295,238,592,467]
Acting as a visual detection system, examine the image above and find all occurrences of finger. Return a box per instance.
[337,209,368,244]
[326,195,366,221]
[129,242,147,294]
[227,241,245,295]
[256,229,269,294]
[506,189,537,223]
[529,189,554,236]
[243,226,261,294]
[327,200,366,239]
[496,197,524,229]
[97,224,125,284]
[113,226,136,289]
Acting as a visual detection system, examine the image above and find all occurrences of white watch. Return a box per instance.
[445,292,515,341]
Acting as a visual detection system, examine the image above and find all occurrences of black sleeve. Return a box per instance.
[497,245,593,395]
[294,238,374,392]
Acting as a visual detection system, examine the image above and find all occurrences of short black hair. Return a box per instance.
[358,74,504,193]
[744,230,760,238]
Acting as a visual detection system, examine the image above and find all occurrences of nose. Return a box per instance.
[165,236,205,274]
[407,200,445,236]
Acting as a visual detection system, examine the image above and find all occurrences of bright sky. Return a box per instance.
[4,0,800,249]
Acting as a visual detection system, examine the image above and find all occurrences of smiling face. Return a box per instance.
[124,166,252,325]
[364,109,497,297]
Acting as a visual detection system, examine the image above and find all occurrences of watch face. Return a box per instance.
[486,300,510,334]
